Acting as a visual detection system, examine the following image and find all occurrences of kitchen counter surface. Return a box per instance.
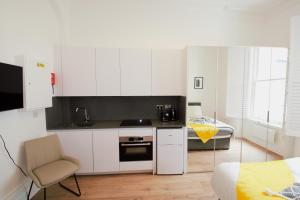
[47,119,185,130]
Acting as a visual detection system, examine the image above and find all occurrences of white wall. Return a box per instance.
[62,0,300,49]
[0,0,60,199]
[187,46,218,118]
[62,0,277,49]
[262,0,300,47]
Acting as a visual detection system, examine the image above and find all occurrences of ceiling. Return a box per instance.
[169,0,290,14]
[224,0,288,13]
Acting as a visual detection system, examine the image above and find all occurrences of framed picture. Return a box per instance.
[194,77,203,89]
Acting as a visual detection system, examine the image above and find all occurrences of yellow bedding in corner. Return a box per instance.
[188,122,219,143]
[237,160,294,200]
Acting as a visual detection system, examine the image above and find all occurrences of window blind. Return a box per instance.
[285,16,300,136]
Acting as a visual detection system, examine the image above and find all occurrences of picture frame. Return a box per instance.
[194,77,203,89]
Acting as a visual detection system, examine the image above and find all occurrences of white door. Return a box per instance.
[152,49,186,96]
[120,49,151,96]
[96,48,120,96]
[157,144,184,174]
[61,47,96,96]
[93,129,119,173]
[56,130,94,174]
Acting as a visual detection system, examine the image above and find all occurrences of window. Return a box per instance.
[249,47,288,127]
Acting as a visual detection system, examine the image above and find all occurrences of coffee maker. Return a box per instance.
[157,104,177,122]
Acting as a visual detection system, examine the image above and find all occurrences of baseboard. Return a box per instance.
[3,179,39,200]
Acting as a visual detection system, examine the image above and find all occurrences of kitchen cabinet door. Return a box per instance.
[61,47,96,96]
[120,49,151,96]
[15,55,52,110]
[93,129,120,173]
[157,144,184,174]
[152,49,186,96]
[56,130,94,174]
[96,48,120,96]
[53,47,63,96]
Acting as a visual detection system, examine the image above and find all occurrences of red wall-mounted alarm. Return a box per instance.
[51,73,56,86]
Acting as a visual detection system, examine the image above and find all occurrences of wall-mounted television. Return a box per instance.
[0,62,24,111]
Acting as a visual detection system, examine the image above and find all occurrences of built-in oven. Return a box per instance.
[119,136,153,162]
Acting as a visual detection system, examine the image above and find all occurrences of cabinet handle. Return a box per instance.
[121,143,152,147]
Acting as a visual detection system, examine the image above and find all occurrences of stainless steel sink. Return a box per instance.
[74,121,95,127]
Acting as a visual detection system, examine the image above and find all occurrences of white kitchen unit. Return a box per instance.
[15,55,52,110]
[53,47,63,96]
[93,129,119,173]
[96,48,121,96]
[151,49,186,96]
[157,128,184,175]
[120,49,151,96]
[61,47,96,96]
[55,130,94,174]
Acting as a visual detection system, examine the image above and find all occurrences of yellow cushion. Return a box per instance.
[33,160,79,187]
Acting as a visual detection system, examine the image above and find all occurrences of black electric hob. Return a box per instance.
[120,119,152,126]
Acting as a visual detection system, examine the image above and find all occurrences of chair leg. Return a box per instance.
[58,174,81,197]
[44,188,46,200]
[27,181,33,200]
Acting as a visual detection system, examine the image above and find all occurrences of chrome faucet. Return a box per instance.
[75,107,90,122]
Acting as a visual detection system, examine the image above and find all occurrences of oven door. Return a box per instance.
[119,142,153,162]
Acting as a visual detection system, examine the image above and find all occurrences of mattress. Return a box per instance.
[211,157,300,200]
[188,117,234,139]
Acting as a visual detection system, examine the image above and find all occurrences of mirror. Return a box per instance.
[187,45,288,173]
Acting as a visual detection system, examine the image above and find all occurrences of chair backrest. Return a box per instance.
[24,134,63,173]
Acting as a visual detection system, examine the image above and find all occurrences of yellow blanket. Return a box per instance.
[188,122,219,143]
[237,160,294,200]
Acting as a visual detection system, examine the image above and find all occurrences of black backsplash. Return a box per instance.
[46,96,186,129]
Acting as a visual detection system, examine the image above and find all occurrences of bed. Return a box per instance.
[211,157,300,200]
[188,102,234,150]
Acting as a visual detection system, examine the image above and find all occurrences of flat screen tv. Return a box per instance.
[0,62,23,111]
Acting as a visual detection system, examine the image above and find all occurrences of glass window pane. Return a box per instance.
[269,80,286,125]
[271,48,288,79]
[253,81,270,122]
[257,48,271,80]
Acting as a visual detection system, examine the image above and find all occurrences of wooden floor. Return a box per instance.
[32,173,218,200]
[188,138,282,172]
[32,138,281,200]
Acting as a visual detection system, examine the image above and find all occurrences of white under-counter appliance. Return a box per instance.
[157,127,184,175]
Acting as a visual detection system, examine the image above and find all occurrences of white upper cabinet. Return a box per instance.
[152,49,186,96]
[120,49,151,96]
[53,47,63,96]
[96,48,120,96]
[58,47,187,97]
[61,47,96,96]
[16,55,52,110]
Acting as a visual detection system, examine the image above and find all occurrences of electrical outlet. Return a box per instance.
[156,105,163,109]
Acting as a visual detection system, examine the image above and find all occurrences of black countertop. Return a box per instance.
[47,119,185,130]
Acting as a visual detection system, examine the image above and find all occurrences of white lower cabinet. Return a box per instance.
[119,161,153,171]
[157,128,184,175]
[52,127,162,174]
[56,130,94,174]
[93,129,119,173]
